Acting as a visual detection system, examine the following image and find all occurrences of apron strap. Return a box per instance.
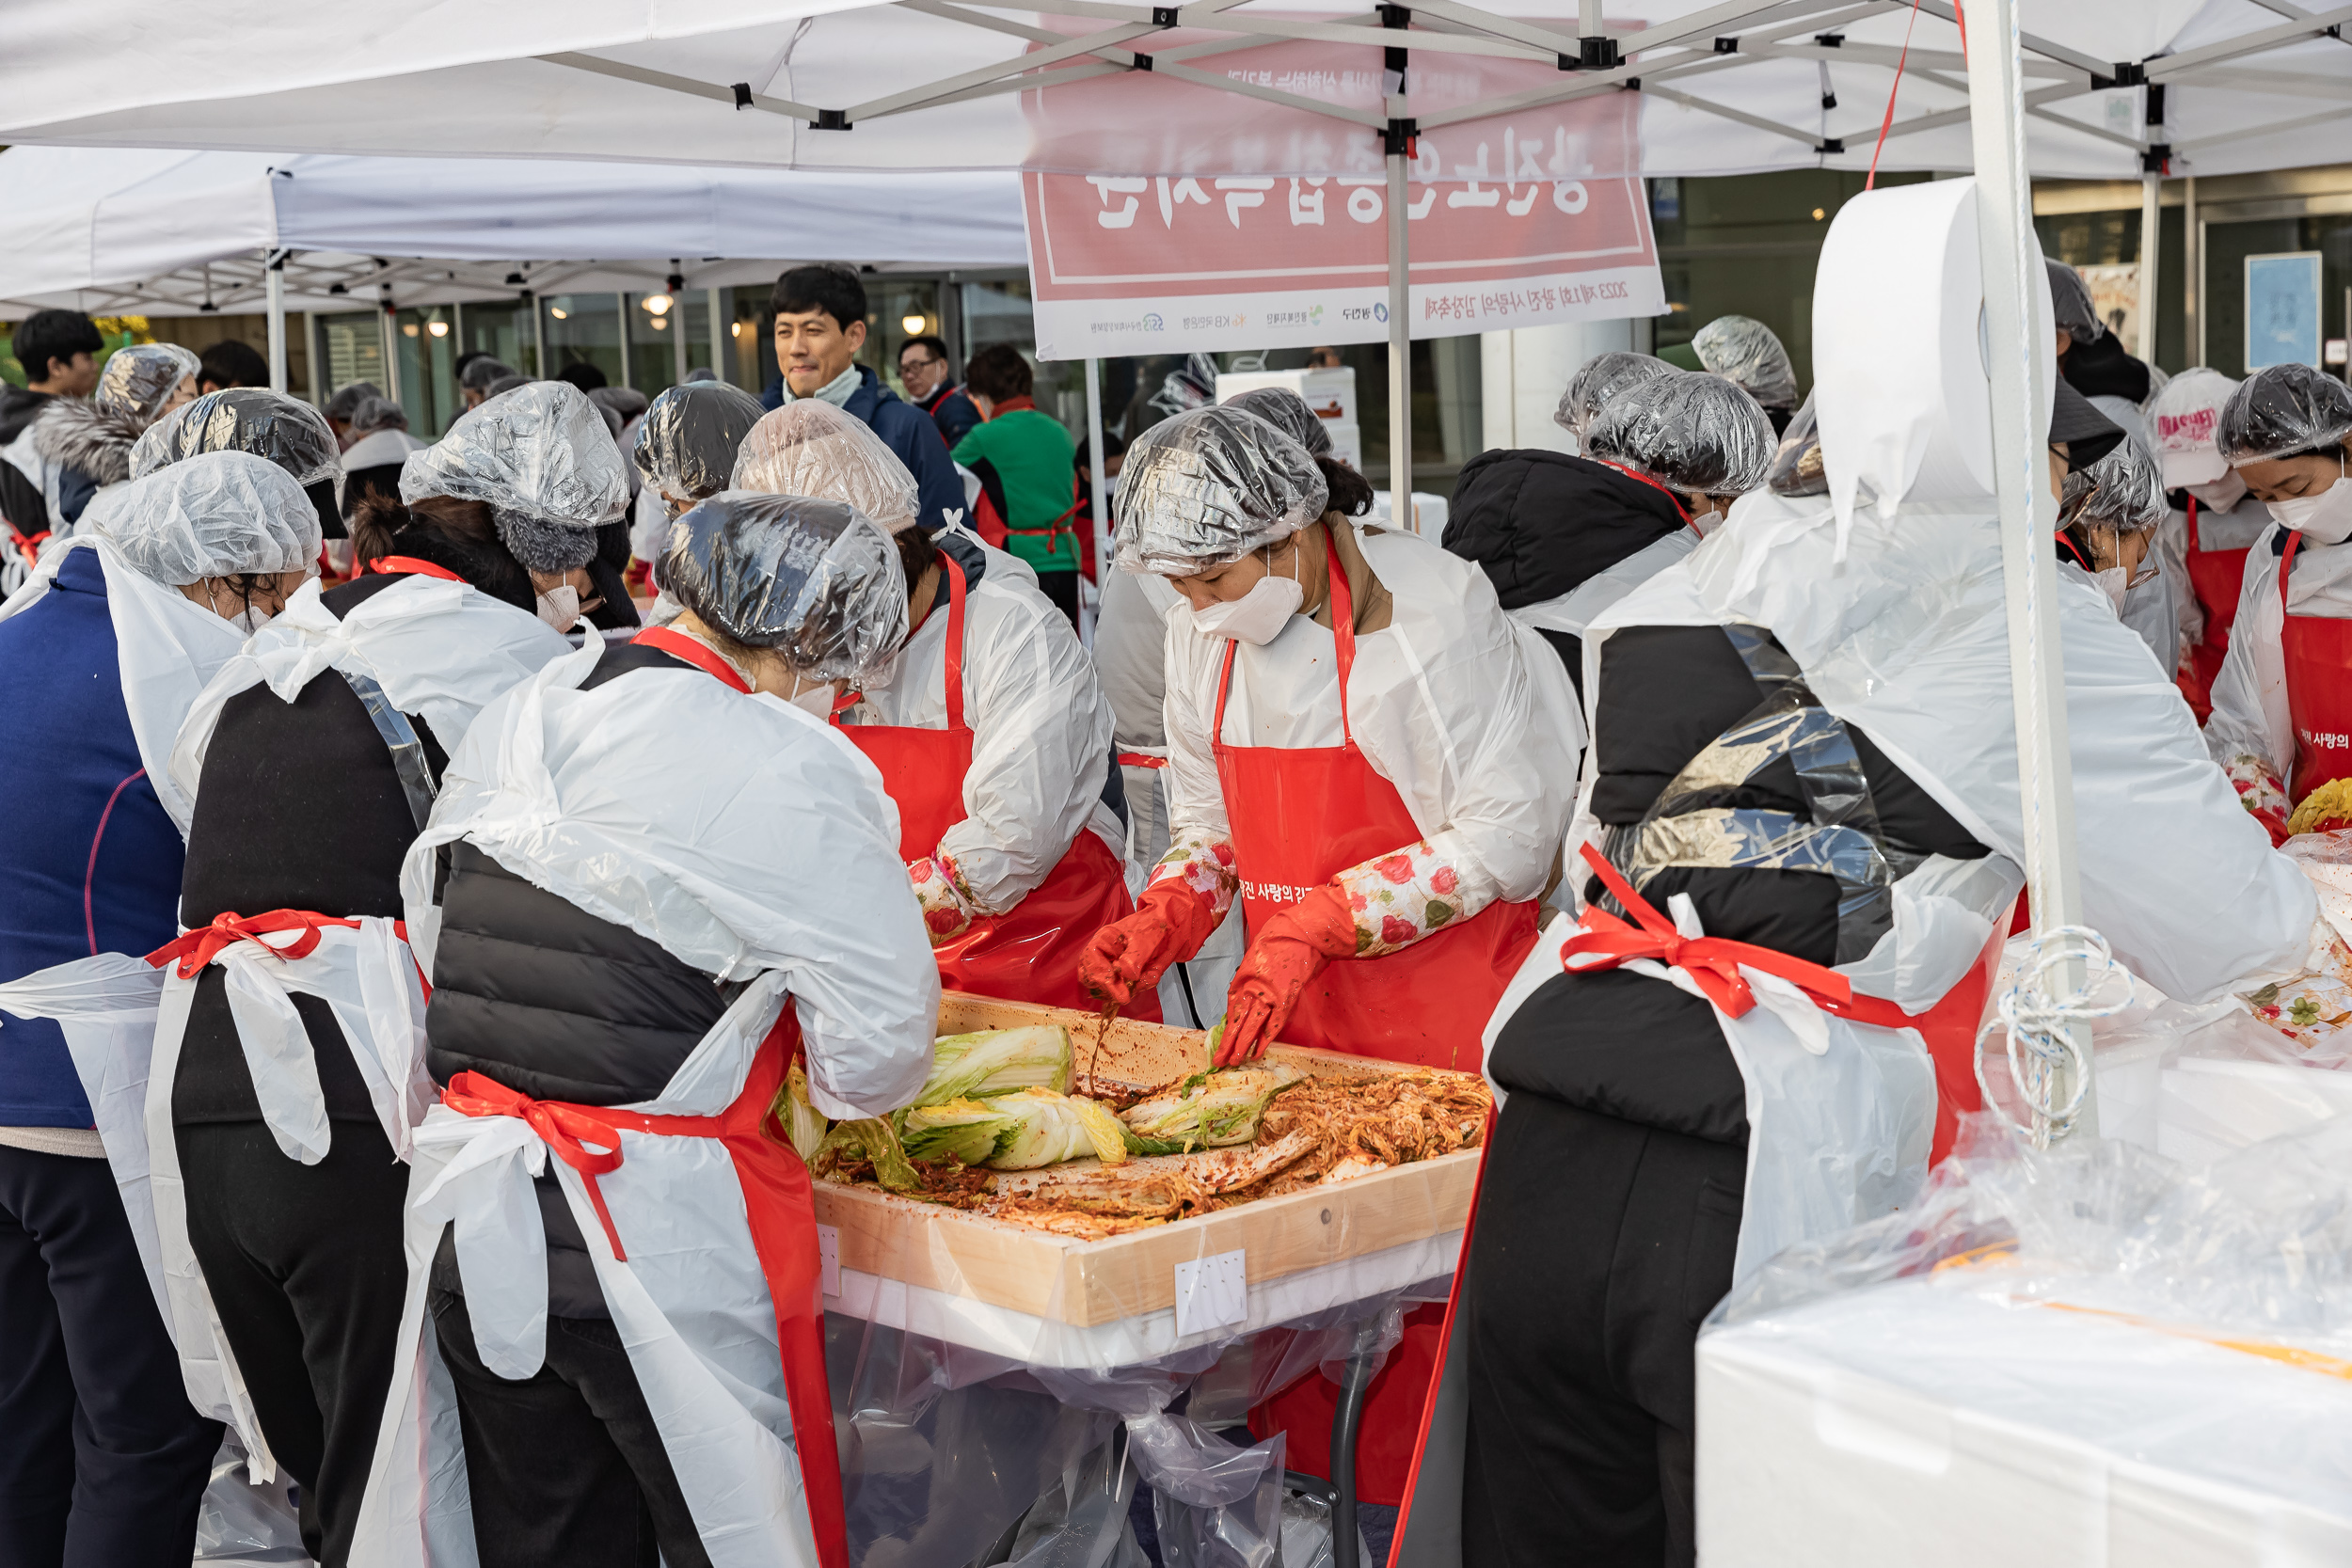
[1596,459,1696,531]
[2283,529,2304,612]
[633,625,752,694]
[1210,521,1359,750]
[147,909,364,977]
[441,1070,632,1259]
[2186,495,2199,555]
[941,549,968,734]
[367,555,467,583]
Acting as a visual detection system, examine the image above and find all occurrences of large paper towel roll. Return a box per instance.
[1813,177,2057,529]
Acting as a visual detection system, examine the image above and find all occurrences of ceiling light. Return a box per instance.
[644,293,674,316]
[651,317,668,331]
[901,313,926,335]
[1812,206,1826,220]
[731,321,744,339]
[427,319,450,338]
[550,307,569,320]
[403,323,420,337]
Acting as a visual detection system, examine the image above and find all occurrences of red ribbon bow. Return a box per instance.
[441,1071,634,1260]
[1561,843,1855,1019]
[147,909,360,978]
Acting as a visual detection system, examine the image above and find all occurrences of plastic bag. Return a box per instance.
[134,388,342,487]
[192,1434,308,1565]
[2217,361,2352,465]
[398,380,628,568]
[1114,405,1327,575]
[1582,372,1774,500]
[660,491,906,678]
[1765,393,1826,498]
[733,400,922,534]
[95,342,200,421]
[1223,388,1332,457]
[83,450,322,586]
[637,381,769,513]
[1692,314,1798,409]
[1551,351,1675,440]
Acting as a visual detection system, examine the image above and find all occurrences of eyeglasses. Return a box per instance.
[900,355,945,371]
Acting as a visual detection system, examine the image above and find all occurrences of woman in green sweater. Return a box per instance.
[953,343,1081,624]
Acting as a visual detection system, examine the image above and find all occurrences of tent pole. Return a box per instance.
[707,286,723,378]
[1384,8,1412,530]
[265,250,289,393]
[1086,356,1109,593]
[380,293,400,405]
[2138,172,2161,368]
[531,291,548,379]
[1963,0,2096,1144]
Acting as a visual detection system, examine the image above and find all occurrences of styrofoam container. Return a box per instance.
[1216,368,1358,428]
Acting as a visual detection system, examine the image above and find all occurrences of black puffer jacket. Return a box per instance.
[423,640,735,1317]
[1488,624,1993,1145]
[2061,331,2152,405]
[1442,449,1689,689]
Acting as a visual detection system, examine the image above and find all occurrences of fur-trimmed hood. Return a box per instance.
[29,398,150,485]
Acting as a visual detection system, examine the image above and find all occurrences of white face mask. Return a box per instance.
[2091,565,2129,616]
[784,676,836,719]
[2265,457,2352,545]
[1188,546,1304,645]
[535,584,581,632]
[2186,470,2248,513]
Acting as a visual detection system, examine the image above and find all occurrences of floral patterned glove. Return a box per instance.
[2225,754,2292,847]
[1331,840,1478,956]
[910,856,979,946]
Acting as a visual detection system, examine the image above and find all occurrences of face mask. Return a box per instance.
[2265,457,2352,545]
[785,678,835,719]
[2187,470,2248,513]
[2091,566,2128,616]
[1189,547,1304,645]
[535,584,581,632]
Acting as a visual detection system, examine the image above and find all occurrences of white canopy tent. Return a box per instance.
[10,0,2333,1134]
[0,145,1026,396]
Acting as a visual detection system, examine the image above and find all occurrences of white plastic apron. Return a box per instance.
[348,971,824,1568]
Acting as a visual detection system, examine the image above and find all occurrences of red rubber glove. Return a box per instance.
[1080,879,1224,1007]
[1216,884,1359,1066]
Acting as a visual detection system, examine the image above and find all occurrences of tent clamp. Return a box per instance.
[266,248,291,271]
[1131,51,1155,70]
[1816,135,1845,153]
[1152,6,1178,24]
[2090,60,2146,90]
[1713,37,1739,55]
[1383,116,1419,156]
[732,82,753,109]
[1814,32,1841,47]
[813,108,853,130]
[1565,34,1619,70]
[2142,143,2172,174]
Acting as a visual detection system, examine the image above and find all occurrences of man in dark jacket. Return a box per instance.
[2,310,105,546]
[898,334,981,447]
[759,263,964,534]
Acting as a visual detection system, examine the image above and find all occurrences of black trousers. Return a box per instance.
[1035,568,1080,628]
[1459,1095,1745,1568]
[432,1291,712,1568]
[0,1144,221,1568]
[176,1118,410,1568]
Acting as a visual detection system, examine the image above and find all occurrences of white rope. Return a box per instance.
[1977,924,2132,1147]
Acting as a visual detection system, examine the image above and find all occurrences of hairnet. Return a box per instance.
[661,492,907,681]
[2217,362,2352,466]
[83,450,322,587]
[2046,260,2104,344]
[1584,372,1776,498]
[1114,404,1328,575]
[347,395,408,436]
[325,382,382,422]
[637,382,769,506]
[1554,352,1677,438]
[733,400,922,534]
[1692,315,1800,409]
[400,380,629,572]
[2063,434,2167,534]
[95,344,200,424]
[459,357,516,392]
[1224,388,1333,455]
[131,388,340,486]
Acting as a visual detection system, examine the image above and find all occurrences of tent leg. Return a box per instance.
[265,251,289,394]
[2137,171,2161,368]
[530,291,548,380]
[1086,355,1109,579]
[707,286,724,379]
[1963,0,2096,1143]
[673,286,690,388]
[1386,141,1411,530]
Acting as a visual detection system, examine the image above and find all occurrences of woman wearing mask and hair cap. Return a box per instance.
[2053,434,2176,671]
[1691,313,1801,435]
[2149,368,2265,720]
[16,341,201,536]
[0,452,320,1568]
[1397,180,2316,1568]
[133,386,343,541]
[2206,362,2352,839]
[628,379,766,592]
[737,401,1130,1010]
[397,378,629,632]
[1085,403,1581,1070]
[374,487,932,1568]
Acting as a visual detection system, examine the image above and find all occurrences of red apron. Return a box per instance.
[838,555,1147,1015]
[443,1010,848,1568]
[2280,530,2352,803]
[2178,498,2251,721]
[1210,526,1539,1072]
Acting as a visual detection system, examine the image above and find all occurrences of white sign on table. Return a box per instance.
[1173,1248,1250,1338]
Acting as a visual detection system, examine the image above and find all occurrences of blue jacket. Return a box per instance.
[0,547,186,1127]
[761,366,966,535]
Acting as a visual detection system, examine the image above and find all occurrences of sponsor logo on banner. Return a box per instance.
[1016,26,1663,359]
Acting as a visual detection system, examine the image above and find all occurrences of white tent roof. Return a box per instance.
[3,2,2349,182]
[0,147,1026,318]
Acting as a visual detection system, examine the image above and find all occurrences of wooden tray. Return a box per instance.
[810,992,1483,1328]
